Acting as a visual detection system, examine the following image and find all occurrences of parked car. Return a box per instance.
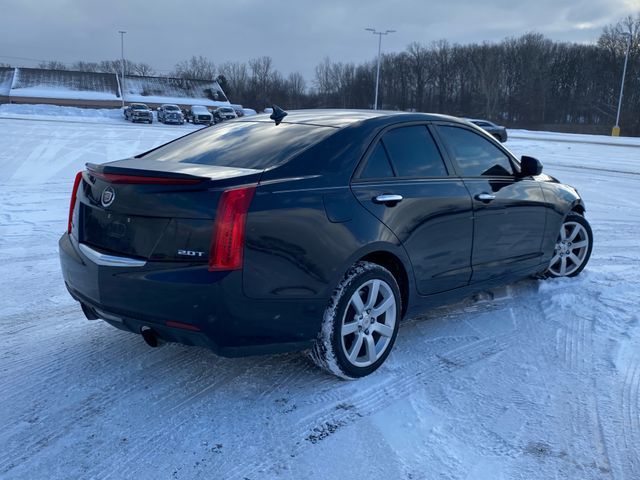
[186,105,213,125]
[124,103,153,124]
[217,106,238,120]
[157,104,184,125]
[466,118,507,142]
[209,107,223,124]
[60,109,592,379]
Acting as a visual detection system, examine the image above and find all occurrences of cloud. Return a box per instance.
[1,0,636,81]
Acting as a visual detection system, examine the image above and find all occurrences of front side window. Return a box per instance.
[382,126,448,177]
[438,125,513,177]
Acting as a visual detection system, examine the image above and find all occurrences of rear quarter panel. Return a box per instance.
[242,178,411,301]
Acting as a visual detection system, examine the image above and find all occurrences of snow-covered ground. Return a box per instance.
[1,110,639,479]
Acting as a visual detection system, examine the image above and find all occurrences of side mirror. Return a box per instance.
[520,156,543,176]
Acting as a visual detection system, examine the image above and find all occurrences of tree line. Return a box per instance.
[4,15,638,134]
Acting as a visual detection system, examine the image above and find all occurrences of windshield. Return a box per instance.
[141,121,338,169]
[132,104,148,110]
[165,105,179,111]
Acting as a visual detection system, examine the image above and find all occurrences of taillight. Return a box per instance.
[67,171,83,233]
[208,186,256,271]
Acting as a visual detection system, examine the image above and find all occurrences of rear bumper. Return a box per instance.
[59,233,321,356]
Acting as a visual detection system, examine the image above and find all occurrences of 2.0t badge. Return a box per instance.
[101,186,116,208]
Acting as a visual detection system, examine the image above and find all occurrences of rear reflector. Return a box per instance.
[88,169,204,185]
[166,320,201,332]
[208,186,256,271]
[67,171,83,233]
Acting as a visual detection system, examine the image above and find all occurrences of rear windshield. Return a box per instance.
[140,121,338,169]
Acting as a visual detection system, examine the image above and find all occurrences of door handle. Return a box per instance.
[475,193,496,202]
[373,194,403,205]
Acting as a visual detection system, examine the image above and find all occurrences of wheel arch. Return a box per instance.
[357,249,411,319]
[570,201,585,216]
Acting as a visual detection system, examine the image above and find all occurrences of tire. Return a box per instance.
[311,261,401,379]
[546,212,593,278]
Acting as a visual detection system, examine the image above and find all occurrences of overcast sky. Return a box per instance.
[2,0,638,81]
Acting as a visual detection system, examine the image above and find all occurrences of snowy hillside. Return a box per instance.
[10,68,121,101]
[0,112,639,479]
[0,67,13,96]
[122,75,229,106]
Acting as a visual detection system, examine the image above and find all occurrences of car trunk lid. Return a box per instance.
[74,160,262,262]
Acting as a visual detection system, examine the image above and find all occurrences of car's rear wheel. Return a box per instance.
[311,261,400,379]
[546,212,593,277]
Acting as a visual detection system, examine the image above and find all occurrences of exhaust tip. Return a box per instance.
[81,302,100,320]
[140,326,164,348]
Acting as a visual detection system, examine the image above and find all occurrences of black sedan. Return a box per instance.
[467,118,508,142]
[59,109,592,378]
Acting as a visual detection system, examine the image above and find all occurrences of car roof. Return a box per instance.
[237,109,466,128]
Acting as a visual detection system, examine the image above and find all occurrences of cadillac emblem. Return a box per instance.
[101,186,116,208]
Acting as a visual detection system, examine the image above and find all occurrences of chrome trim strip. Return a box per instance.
[94,308,124,323]
[79,243,147,267]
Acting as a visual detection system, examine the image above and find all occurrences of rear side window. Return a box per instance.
[141,121,338,169]
[438,126,513,177]
[382,126,448,177]
[360,142,394,179]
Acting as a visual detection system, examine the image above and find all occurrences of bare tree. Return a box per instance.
[172,55,216,80]
[37,61,67,70]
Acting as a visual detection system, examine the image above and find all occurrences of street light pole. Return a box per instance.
[613,32,632,136]
[365,28,395,110]
[118,30,126,108]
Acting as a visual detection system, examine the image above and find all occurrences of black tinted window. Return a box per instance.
[141,121,337,169]
[382,126,448,177]
[360,142,394,179]
[438,126,513,176]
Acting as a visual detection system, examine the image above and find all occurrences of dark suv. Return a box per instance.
[59,110,592,378]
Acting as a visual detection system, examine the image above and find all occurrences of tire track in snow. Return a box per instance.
[0,342,244,477]
[620,354,640,477]
[220,329,519,480]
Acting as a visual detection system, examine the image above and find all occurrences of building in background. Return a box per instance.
[0,68,230,109]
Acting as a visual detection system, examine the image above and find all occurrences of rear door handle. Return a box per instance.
[373,194,403,205]
[475,193,496,202]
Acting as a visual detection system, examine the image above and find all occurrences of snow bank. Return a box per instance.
[0,103,125,123]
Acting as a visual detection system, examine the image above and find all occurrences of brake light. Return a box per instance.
[67,171,83,233]
[87,169,203,185]
[208,186,256,271]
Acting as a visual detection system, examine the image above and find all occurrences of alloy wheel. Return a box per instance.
[340,279,397,367]
[548,221,590,276]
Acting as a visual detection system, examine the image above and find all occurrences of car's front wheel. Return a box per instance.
[311,261,401,379]
[546,212,593,277]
